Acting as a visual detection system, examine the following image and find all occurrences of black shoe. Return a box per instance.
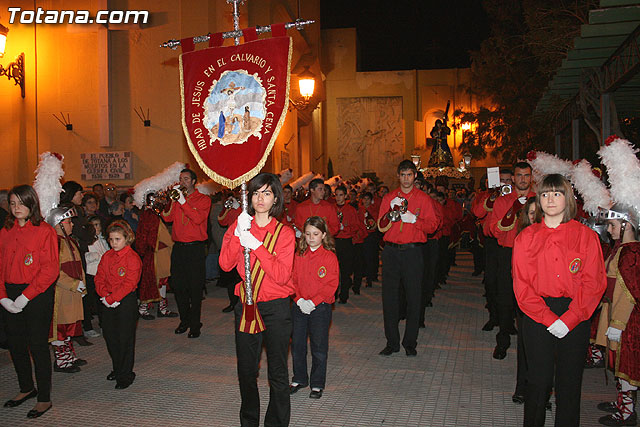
[72,358,88,367]
[174,324,188,334]
[53,364,81,373]
[492,346,507,360]
[472,270,482,276]
[337,299,347,304]
[512,394,524,404]
[405,347,417,357]
[157,310,178,318]
[379,346,399,356]
[106,371,116,381]
[599,411,637,426]
[188,330,201,338]
[309,389,323,399]
[366,281,372,288]
[426,301,433,307]
[26,404,52,418]
[72,336,93,346]
[482,320,498,331]
[598,401,620,413]
[115,382,131,390]
[222,304,235,313]
[4,389,38,407]
[419,321,426,328]
[289,383,307,395]
[353,289,360,295]
[139,313,155,320]
[546,401,552,411]
[585,358,605,369]
[505,325,518,335]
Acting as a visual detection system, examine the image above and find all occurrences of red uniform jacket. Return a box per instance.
[377,186,442,244]
[441,198,463,237]
[281,200,298,229]
[361,202,379,236]
[513,220,606,330]
[488,190,536,248]
[219,217,296,302]
[352,207,369,244]
[162,189,211,242]
[335,203,362,240]
[218,205,241,228]
[0,221,59,300]
[294,199,340,237]
[292,246,339,306]
[95,245,142,305]
[471,190,494,237]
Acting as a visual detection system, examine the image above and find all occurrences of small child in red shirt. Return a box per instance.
[95,220,142,390]
[289,216,339,399]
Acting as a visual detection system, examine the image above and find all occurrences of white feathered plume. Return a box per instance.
[530,151,573,183]
[278,168,293,185]
[290,172,316,191]
[133,162,186,208]
[196,179,222,196]
[570,160,611,215]
[598,136,640,212]
[324,175,343,191]
[33,152,65,219]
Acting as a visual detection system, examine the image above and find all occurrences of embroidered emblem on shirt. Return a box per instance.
[569,258,581,274]
[118,267,126,277]
[317,266,326,278]
[24,253,33,266]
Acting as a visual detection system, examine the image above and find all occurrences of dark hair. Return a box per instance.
[181,168,197,182]
[335,185,347,195]
[283,184,293,192]
[5,185,44,229]
[513,161,532,172]
[82,192,98,206]
[535,174,577,223]
[60,181,83,205]
[499,169,513,176]
[517,197,539,233]
[247,173,284,218]
[397,159,417,174]
[119,192,133,204]
[363,191,373,201]
[109,201,124,215]
[297,216,336,255]
[92,183,103,190]
[309,178,324,191]
[106,219,135,245]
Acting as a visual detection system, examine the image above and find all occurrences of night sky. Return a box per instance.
[320,0,489,71]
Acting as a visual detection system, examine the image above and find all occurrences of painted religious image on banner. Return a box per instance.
[203,70,267,146]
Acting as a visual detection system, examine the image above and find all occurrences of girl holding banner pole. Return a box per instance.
[219,172,296,427]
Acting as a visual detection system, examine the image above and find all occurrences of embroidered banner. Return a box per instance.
[180,37,292,188]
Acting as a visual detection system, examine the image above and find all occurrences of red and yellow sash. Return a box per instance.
[238,222,284,334]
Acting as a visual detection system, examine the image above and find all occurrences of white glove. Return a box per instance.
[390,197,403,209]
[239,230,262,251]
[400,211,417,224]
[305,299,316,314]
[295,228,302,239]
[297,298,315,315]
[340,223,344,231]
[286,215,292,222]
[13,294,29,310]
[0,298,22,314]
[173,185,186,205]
[606,326,622,342]
[77,281,86,293]
[236,211,253,235]
[518,196,527,204]
[109,300,121,308]
[547,319,569,339]
[230,197,240,209]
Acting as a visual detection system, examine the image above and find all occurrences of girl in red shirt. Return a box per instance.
[95,219,142,390]
[289,216,339,399]
[513,174,606,427]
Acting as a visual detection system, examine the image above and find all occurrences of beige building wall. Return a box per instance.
[0,0,322,189]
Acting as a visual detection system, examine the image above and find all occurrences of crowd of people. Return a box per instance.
[1,140,639,426]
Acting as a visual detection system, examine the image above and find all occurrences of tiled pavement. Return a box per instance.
[0,252,616,426]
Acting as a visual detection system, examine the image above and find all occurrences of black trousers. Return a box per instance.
[436,236,450,283]
[471,233,485,273]
[3,283,54,402]
[291,302,332,390]
[99,292,137,385]
[420,239,439,323]
[234,298,291,427]
[522,297,589,427]
[382,245,423,350]
[352,242,364,291]
[335,238,354,301]
[484,236,499,324]
[219,268,240,307]
[170,241,206,331]
[362,232,380,283]
[496,245,515,349]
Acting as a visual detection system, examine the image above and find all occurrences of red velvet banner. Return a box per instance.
[179,37,292,188]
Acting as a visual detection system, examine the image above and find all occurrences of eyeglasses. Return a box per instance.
[106,187,116,191]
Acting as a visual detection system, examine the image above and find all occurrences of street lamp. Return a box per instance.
[0,22,25,98]
[289,66,316,110]
[461,121,472,131]
[463,151,472,168]
[411,154,421,169]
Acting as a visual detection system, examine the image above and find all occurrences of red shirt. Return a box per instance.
[95,245,142,305]
[292,246,339,306]
[361,202,379,235]
[219,217,296,302]
[352,207,369,244]
[294,199,340,237]
[218,205,241,227]
[335,203,361,240]
[377,186,442,244]
[471,190,495,236]
[0,221,59,300]
[441,198,463,237]
[162,189,211,242]
[513,220,606,330]
[488,190,536,247]
[281,200,298,229]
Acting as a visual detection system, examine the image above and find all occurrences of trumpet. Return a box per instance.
[388,197,408,222]
[168,186,187,200]
[500,184,512,196]
[364,211,376,230]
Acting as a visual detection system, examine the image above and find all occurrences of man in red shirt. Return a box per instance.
[294,178,339,237]
[360,192,381,288]
[377,160,441,357]
[334,185,365,303]
[488,162,535,360]
[162,168,212,338]
[280,184,298,233]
